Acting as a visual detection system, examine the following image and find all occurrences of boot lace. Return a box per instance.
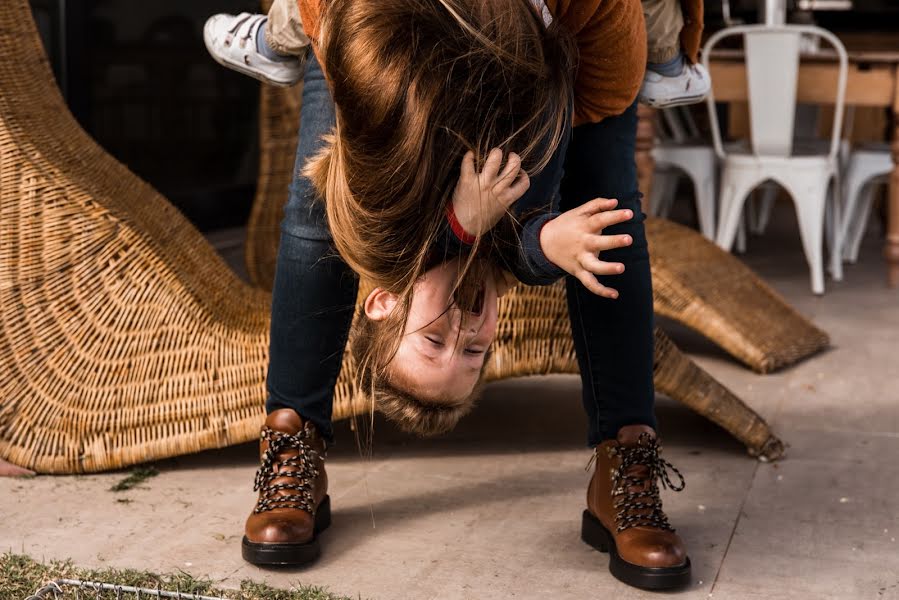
[252,426,322,514]
[610,432,685,533]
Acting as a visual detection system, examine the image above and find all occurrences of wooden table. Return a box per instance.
[639,49,899,287]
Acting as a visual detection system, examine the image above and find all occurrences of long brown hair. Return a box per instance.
[306,0,575,401]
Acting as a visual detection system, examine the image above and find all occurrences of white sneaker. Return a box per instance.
[638,62,711,109]
[203,13,303,87]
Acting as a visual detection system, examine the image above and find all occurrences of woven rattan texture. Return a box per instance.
[645,219,830,373]
[245,0,299,287]
[0,0,283,473]
[0,0,783,473]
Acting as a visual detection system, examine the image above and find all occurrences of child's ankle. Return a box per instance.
[647,53,684,78]
[256,19,293,62]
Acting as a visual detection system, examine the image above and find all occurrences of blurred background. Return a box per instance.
[27,0,899,234]
[29,0,260,233]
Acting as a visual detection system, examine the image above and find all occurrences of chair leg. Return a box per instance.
[826,176,844,282]
[736,212,748,254]
[752,185,777,235]
[840,158,872,263]
[695,174,717,241]
[785,178,828,295]
[649,171,668,216]
[660,175,677,218]
[674,155,717,240]
[715,168,754,252]
[845,183,879,264]
[653,328,785,461]
[650,171,677,218]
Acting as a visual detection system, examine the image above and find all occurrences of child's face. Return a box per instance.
[364,259,500,404]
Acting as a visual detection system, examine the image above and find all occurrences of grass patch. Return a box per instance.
[109,466,159,492]
[0,553,357,600]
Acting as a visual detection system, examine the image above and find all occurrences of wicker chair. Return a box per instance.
[0,0,785,474]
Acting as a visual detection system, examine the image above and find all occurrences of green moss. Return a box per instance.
[0,553,357,600]
[108,466,159,492]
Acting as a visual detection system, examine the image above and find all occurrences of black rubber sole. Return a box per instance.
[581,510,691,590]
[241,495,332,566]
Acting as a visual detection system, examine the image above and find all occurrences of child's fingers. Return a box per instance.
[578,197,618,215]
[499,172,530,206]
[481,148,504,181]
[576,271,620,299]
[579,252,626,277]
[460,151,476,180]
[497,152,522,185]
[587,208,633,233]
[585,233,633,253]
[494,267,519,298]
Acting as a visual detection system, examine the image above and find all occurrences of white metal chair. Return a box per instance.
[840,143,891,264]
[747,106,853,237]
[650,107,718,240]
[703,24,848,294]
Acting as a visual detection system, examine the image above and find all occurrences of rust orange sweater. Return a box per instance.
[297,0,703,126]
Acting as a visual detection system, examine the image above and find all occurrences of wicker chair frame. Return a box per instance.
[1,0,791,473]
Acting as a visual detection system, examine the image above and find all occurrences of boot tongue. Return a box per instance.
[262,409,309,479]
[616,425,657,495]
[616,424,657,446]
[265,408,304,435]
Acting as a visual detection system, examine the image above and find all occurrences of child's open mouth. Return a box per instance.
[470,285,485,317]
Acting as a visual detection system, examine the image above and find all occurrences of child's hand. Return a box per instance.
[539,198,635,299]
[492,266,519,298]
[451,148,530,238]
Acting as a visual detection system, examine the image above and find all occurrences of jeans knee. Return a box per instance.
[600,192,649,262]
[277,222,334,263]
[280,190,332,245]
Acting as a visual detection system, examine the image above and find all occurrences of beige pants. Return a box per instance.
[642,0,683,64]
[265,0,310,57]
[266,0,681,64]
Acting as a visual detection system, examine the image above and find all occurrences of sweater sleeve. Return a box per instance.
[548,0,648,126]
[433,209,564,286]
[494,212,566,286]
[297,0,322,44]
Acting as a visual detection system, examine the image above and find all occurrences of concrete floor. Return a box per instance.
[2,203,898,600]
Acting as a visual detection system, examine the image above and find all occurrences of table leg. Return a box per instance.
[636,104,657,213]
[888,82,899,287]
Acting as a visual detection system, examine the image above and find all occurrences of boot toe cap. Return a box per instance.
[618,529,688,568]
[245,512,314,544]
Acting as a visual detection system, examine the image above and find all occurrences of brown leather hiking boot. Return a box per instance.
[582,424,690,590]
[242,408,330,566]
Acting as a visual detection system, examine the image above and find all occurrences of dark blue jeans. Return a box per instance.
[560,102,657,444]
[265,54,358,442]
[266,55,656,445]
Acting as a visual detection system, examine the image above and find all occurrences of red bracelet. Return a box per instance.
[445,202,477,245]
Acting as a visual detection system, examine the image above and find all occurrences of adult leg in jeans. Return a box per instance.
[565,102,690,589]
[560,101,655,445]
[243,53,354,567]
[265,52,358,442]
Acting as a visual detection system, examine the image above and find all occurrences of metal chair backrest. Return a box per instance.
[702,24,848,162]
